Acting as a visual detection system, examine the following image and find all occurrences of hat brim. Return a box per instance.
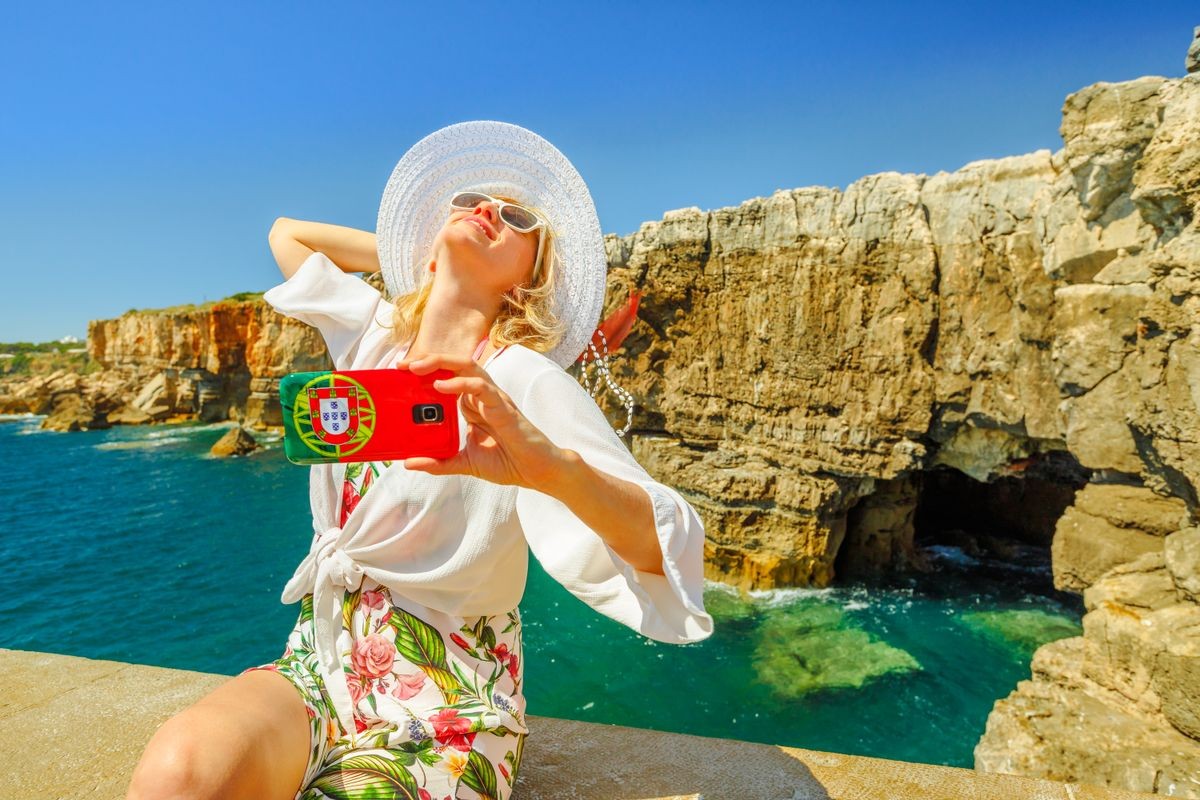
[376,120,607,369]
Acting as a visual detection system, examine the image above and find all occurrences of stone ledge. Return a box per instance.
[1,648,1157,799]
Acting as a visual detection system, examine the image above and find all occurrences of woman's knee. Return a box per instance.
[126,708,244,800]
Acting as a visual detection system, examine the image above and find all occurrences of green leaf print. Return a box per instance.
[396,738,442,767]
[345,462,364,481]
[343,589,362,633]
[513,733,525,776]
[311,753,421,800]
[480,623,497,651]
[300,595,314,624]
[458,749,499,800]
[389,606,464,704]
[364,729,393,750]
[484,672,501,703]
[450,660,484,702]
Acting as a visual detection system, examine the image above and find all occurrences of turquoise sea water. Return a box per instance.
[0,414,1084,767]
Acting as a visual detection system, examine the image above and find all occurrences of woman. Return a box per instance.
[126,121,713,800]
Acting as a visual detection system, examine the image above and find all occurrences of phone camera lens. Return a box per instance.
[412,404,444,424]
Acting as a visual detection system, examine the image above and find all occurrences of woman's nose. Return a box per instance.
[473,202,500,225]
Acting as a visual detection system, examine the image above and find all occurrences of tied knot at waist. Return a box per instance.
[281,526,365,603]
[313,527,365,591]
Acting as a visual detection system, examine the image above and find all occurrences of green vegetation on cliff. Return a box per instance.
[122,290,266,316]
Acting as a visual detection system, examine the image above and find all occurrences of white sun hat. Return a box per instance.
[376,120,608,370]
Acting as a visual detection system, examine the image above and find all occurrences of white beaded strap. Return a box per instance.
[575,329,636,438]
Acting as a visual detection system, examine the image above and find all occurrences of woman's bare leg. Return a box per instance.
[125,669,312,800]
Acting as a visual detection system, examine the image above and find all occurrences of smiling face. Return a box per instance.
[427,193,543,295]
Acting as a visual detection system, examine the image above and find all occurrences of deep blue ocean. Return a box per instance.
[0,414,1085,767]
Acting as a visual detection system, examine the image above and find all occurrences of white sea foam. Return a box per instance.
[95,437,190,451]
[746,585,839,607]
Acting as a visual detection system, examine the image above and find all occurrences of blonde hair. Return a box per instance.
[385,194,567,354]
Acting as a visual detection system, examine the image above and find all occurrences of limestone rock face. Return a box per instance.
[1165,527,1200,603]
[0,297,333,433]
[594,70,1200,597]
[1051,484,1187,593]
[974,635,1200,797]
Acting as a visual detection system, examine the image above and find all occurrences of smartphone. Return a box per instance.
[278,368,460,465]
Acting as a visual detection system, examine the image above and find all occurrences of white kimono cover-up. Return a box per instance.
[261,250,715,740]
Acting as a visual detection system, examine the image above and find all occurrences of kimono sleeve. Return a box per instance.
[262,250,385,370]
[513,365,714,644]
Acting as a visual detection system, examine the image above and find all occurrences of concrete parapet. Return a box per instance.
[1,648,1158,799]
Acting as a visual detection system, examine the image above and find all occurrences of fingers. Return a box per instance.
[396,352,481,376]
[431,375,506,407]
[404,451,464,475]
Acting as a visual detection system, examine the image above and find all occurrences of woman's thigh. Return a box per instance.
[126,669,311,800]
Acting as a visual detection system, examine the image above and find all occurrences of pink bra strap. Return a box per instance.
[472,336,489,362]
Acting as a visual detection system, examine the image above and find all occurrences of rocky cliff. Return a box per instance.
[0,291,343,430]
[591,62,1199,796]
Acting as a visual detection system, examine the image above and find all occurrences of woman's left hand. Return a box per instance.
[395,353,565,489]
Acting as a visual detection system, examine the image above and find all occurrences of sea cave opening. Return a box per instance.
[834,451,1092,609]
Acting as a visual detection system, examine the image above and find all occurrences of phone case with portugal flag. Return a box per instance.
[278,368,460,465]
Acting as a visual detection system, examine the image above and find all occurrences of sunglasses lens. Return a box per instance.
[500,205,539,232]
[451,191,489,209]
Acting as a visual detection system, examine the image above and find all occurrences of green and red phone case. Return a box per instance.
[278,368,460,465]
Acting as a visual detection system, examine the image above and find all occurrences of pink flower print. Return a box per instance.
[499,762,510,781]
[390,671,426,701]
[490,642,511,665]
[507,652,519,681]
[450,633,471,651]
[351,633,396,679]
[346,674,370,707]
[361,590,387,611]
[419,791,432,800]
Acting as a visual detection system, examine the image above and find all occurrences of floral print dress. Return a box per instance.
[245,459,528,800]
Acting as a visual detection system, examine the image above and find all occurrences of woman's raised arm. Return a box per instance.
[268,217,381,280]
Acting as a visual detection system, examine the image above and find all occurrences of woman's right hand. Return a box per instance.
[268,218,380,279]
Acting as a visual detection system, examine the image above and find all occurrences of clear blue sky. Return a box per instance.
[1,2,1195,342]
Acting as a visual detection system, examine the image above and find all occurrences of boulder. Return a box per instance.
[210,424,259,457]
